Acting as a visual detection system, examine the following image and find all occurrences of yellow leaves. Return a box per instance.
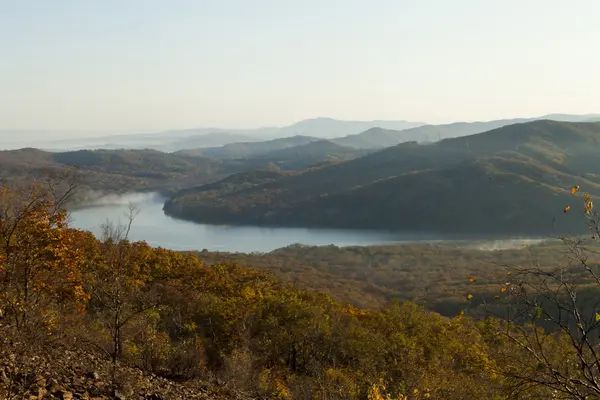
[367,380,407,400]
[367,383,385,400]
[273,380,292,400]
[124,342,139,357]
[467,294,473,300]
[343,304,370,318]
[578,191,594,214]
[571,185,579,195]
[596,312,600,322]
[320,368,359,398]
[184,322,198,332]
[258,369,292,400]
[241,286,257,300]
[258,369,273,393]
[500,286,507,293]
[40,308,59,331]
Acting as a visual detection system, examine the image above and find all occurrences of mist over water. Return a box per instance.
[69,192,550,253]
[463,238,551,251]
[74,191,162,207]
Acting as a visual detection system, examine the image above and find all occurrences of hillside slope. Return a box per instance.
[332,127,419,148]
[0,329,247,399]
[0,143,359,202]
[165,120,600,235]
[332,114,600,147]
[0,148,227,203]
[220,140,372,171]
[175,135,322,159]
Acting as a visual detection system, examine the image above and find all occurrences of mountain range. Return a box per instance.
[164,120,600,235]
[4,113,599,153]
[0,139,369,199]
[0,118,423,152]
[4,115,600,236]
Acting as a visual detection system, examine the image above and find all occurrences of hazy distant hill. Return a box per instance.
[176,116,561,155]
[4,114,598,152]
[271,117,424,138]
[52,149,213,175]
[157,132,263,152]
[219,140,372,171]
[0,148,228,203]
[0,140,363,199]
[0,118,424,152]
[543,113,600,122]
[175,135,322,159]
[331,128,413,148]
[341,114,600,146]
[297,114,600,145]
[164,120,600,235]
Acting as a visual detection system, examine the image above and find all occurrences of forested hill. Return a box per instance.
[164,120,600,235]
[0,142,367,201]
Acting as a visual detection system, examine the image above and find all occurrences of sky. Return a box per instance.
[1,0,599,139]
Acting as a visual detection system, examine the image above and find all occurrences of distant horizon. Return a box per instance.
[2,111,600,142]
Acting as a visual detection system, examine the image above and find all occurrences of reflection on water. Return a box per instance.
[69,192,551,253]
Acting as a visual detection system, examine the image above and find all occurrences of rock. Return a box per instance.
[48,378,64,394]
[35,386,48,399]
[35,374,46,387]
[0,324,246,400]
[72,376,85,389]
[61,390,74,400]
[114,390,127,400]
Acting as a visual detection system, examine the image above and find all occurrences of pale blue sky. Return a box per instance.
[1,0,599,135]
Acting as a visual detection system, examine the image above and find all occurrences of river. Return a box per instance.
[69,192,548,253]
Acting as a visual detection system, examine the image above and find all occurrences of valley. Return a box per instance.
[4,118,600,239]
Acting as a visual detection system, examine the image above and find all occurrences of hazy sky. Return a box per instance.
[1,0,599,136]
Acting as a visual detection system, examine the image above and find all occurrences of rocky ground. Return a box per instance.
[0,328,252,400]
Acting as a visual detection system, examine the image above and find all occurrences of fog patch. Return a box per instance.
[75,191,163,208]
[464,238,551,251]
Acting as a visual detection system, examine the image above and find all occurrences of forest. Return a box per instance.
[2,177,600,399]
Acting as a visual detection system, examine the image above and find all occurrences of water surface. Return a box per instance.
[69,193,548,253]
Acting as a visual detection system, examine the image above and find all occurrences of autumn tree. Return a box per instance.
[0,175,88,338]
[81,204,159,365]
